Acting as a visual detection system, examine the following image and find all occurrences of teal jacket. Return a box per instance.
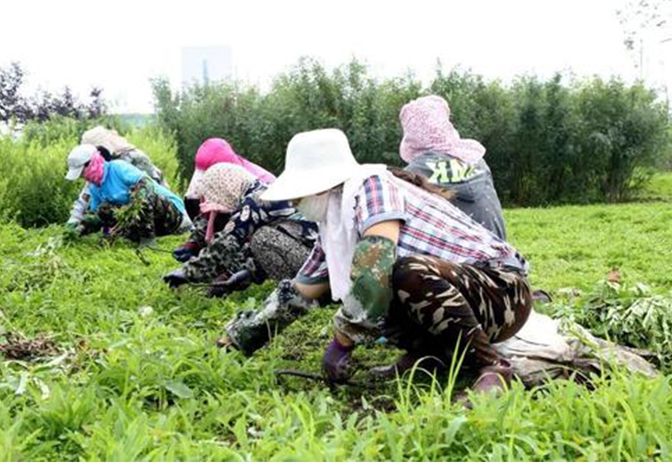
[88,160,185,215]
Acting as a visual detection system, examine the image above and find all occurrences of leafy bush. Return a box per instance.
[0,119,180,227]
[154,59,671,205]
[154,58,422,187]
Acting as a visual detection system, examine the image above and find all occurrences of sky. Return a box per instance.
[1,0,670,114]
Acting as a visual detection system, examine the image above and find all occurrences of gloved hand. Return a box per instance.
[207,269,253,298]
[322,335,355,382]
[163,268,188,288]
[63,221,83,240]
[173,242,201,263]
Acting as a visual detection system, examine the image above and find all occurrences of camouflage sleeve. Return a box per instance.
[225,279,319,355]
[334,235,397,345]
[186,215,208,247]
[183,233,257,282]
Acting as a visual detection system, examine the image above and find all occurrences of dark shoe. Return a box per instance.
[173,242,201,263]
[472,359,513,395]
[369,352,445,379]
[206,270,253,298]
[531,289,553,304]
[163,268,188,288]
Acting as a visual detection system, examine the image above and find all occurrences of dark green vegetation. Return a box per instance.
[1,196,671,460]
[0,124,178,227]
[154,59,671,205]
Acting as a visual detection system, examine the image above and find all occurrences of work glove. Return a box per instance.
[163,268,188,288]
[207,269,253,298]
[63,221,84,240]
[322,335,355,382]
[173,242,201,263]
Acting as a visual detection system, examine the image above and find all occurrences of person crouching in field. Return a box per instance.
[173,138,277,263]
[66,126,166,236]
[221,128,532,395]
[64,144,190,244]
[399,95,507,240]
[163,163,317,298]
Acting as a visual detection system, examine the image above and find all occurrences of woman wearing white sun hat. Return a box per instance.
[223,128,532,395]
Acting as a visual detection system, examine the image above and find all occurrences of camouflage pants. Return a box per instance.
[183,222,312,283]
[110,183,183,243]
[384,255,532,367]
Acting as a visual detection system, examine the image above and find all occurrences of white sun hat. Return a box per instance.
[261,128,360,201]
[65,144,98,181]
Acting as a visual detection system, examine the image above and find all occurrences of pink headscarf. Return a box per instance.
[82,150,105,186]
[399,95,486,165]
[185,138,275,198]
[197,138,275,182]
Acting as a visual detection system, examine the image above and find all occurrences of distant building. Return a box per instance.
[181,46,233,86]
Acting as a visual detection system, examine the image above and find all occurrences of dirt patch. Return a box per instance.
[0,332,58,360]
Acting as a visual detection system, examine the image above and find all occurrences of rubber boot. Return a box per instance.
[472,359,513,394]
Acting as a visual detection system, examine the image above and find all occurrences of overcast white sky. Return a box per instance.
[1,0,670,114]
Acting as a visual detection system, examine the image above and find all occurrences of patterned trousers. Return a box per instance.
[184,221,312,283]
[123,190,183,242]
[384,255,532,367]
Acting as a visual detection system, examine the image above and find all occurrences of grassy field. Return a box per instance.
[1,194,672,460]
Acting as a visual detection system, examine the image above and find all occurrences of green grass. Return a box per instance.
[1,200,672,460]
[638,171,672,202]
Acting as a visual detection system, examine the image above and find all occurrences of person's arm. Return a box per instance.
[221,240,330,355]
[67,185,91,225]
[333,220,401,347]
[223,278,322,355]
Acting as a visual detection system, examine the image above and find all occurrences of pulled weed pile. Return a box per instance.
[552,278,672,370]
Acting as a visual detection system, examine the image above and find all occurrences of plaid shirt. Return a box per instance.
[297,174,527,284]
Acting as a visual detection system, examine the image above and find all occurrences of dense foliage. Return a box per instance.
[552,280,672,369]
[0,120,179,228]
[154,58,671,205]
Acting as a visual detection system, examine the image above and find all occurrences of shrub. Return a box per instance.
[153,59,671,206]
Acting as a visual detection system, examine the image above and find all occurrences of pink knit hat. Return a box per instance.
[399,95,486,165]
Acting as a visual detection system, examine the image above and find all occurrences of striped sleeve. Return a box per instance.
[296,237,329,284]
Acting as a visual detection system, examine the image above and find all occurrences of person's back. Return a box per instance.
[405,152,507,240]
